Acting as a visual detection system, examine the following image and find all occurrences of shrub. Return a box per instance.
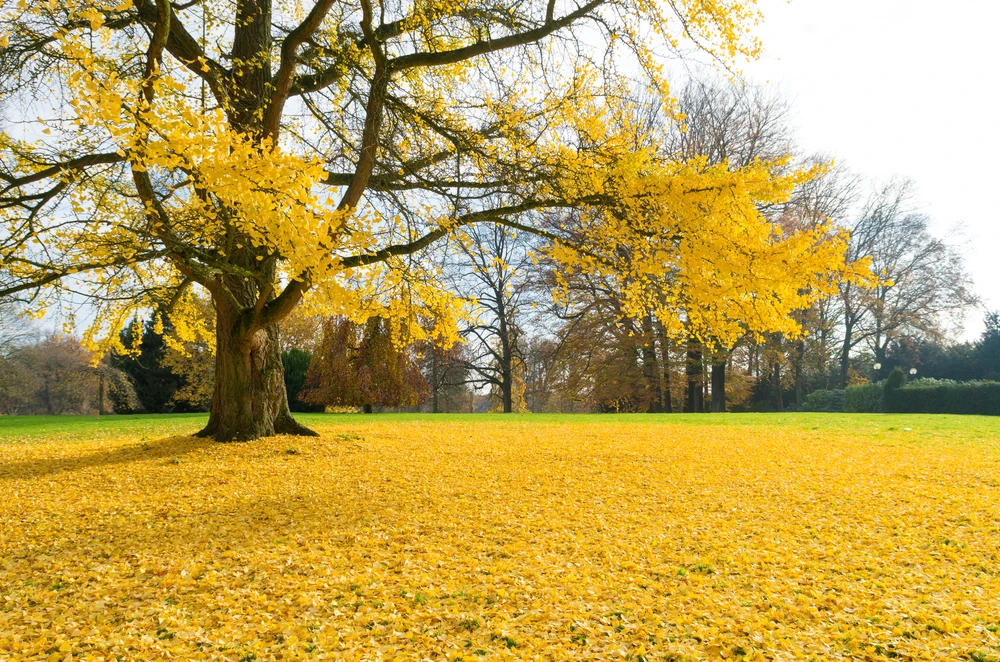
[802,389,845,412]
[885,381,1000,415]
[884,367,908,392]
[908,377,960,387]
[844,382,884,413]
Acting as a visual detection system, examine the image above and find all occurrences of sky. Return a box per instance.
[738,0,1000,339]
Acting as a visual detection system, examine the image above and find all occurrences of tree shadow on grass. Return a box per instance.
[0,435,214,481]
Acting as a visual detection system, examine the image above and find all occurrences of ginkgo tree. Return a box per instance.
[1,0,862,440]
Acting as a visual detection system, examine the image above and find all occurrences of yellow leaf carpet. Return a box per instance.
[1,416,999,660]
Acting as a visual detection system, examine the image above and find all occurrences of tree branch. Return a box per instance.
[134,0,229,107]
[0,153,125,194]
[390,0,606,71]
[264,0,338,140]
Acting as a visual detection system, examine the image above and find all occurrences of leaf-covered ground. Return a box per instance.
[1,414,999,661]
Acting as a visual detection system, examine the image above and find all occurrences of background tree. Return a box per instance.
[976,311,1000,380]
[278,308,323,354]
[0,351,38,414]
[1,0,857,439]
[0,300,35,358]
[160,336,215,410]
[531,254,652,412]
[0,300,37,414]
[303,317,427,412]
[417,342,472,413]
[3,335,137,414]
[535,78,839,413]
[281,348,325,413]
[835,180,974,385]
[772,157,860,402]
[667,77,796,411]
[452,224,533,413]
[111,317,187,413]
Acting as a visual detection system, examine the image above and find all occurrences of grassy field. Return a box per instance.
[1,413,999,660]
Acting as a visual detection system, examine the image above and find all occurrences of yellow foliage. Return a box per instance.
[1,417,999,660]
[0,0,857,361]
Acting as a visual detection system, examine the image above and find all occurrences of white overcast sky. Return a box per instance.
[738,0,999,339]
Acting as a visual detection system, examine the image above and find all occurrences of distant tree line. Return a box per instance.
[0,332,138,416]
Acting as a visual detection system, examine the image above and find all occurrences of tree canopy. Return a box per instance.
[1,0,866,438]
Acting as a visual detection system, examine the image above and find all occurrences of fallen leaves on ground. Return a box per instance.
[1,417,999,661]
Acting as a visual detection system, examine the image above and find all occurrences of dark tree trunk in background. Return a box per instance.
[655,321,673,412]
[641,315,663,412]
[501,375,513,414]
[431,352,440,413]
[711,361,726,412]
[839,320,854,388]
[98,372,106,416]
[772,365,784,413]
[793,338,805,408]
[685,340,703,413]
[497,295,515,413]
[662,365,672,413]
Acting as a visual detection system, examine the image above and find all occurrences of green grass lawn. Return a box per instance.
[2,410,999,446]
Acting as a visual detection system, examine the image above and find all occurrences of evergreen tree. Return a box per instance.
[111,318,184,413]
[976,311,1000,381]
[281,349,324,413]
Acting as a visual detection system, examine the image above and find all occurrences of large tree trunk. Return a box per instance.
[197,298,316,442]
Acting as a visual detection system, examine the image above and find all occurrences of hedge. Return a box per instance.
[885,381,1000,415]
[845,382,884,413]
[801,389,845,412]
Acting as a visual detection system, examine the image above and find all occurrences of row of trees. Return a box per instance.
[3,273,992,417]
[403,79,979,413]
[0,334,138,416]
[2,72,982,416]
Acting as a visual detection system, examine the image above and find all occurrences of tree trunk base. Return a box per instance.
[275,414,320,437]
[194,413,319,442]
[198,304,321,442]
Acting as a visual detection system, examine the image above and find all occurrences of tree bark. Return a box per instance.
[641,314,663,412]
[685,340,703,413]
[501,373,513,413]
[431,351,440,413]
[711,360,726,412]
[772,365,784,413]
[196,297,316,442]
[498,298,514,413]
[659,330,673,413]
[839,319,854,388]
[98,372,106,416]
